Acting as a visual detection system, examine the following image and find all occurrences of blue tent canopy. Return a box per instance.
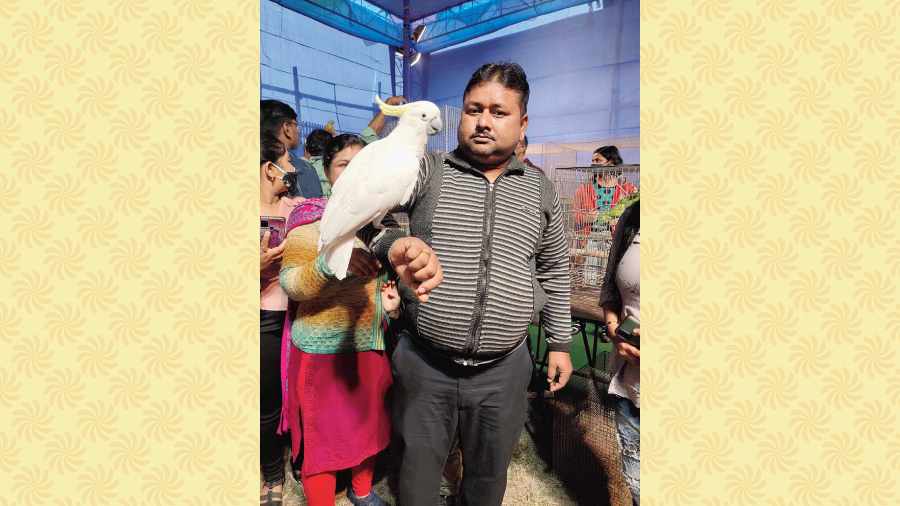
[351,0,473,20]
[272,0,595,52]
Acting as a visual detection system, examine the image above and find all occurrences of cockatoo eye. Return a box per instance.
[421,113,426,119]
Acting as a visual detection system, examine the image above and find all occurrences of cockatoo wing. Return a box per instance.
[318,140,419,278]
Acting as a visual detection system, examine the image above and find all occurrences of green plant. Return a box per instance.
[597,191,639,224]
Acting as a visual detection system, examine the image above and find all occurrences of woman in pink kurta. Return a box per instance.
[279,134,398,506]
[260,133,304,505]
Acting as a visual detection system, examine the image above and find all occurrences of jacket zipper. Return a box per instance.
[466,178,499,358]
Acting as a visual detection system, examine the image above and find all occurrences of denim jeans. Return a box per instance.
[615,396,640,505]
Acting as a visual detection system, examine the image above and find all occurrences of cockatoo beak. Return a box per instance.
[428,117,443,135]
[375,96,407,117]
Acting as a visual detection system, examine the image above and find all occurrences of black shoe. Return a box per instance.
[290,455,303,482]
[347,487,389,506]
[438,494,457,506]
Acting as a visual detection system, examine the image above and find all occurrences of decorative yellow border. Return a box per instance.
[2,0,898,503]
[641,1,899,504]
[1,2,259,504]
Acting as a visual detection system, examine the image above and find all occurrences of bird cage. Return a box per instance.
[553,165,640,298]
[549,366,633,506]
[427,104,461,153]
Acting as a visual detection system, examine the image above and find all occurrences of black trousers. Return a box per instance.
[391,334,532,506]
[260,309,286,486]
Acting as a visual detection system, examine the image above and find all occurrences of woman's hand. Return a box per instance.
[608,322,640,365]
[348,248,380,278]
[381,280,401,316]
[260,230,287,273]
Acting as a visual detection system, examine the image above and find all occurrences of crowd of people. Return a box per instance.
[259,62,640,506]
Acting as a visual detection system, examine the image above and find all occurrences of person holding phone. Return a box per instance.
[599,197,640,505]
[278,134,400,506]
[259,132,305,504]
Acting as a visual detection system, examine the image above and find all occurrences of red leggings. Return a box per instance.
[301,455,376,506]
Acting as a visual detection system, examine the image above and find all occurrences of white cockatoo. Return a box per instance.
[318,96,443,279]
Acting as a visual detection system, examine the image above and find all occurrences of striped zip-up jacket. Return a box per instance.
[364,149,572,363]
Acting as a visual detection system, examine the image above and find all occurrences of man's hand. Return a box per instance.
[347,248,380,278]
[385,95,407,106]
[546,351,573,393]
[260,231,286,273]
[388,237,443,302]
[609,323,640,365]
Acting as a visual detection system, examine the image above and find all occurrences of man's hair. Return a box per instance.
[593,145,623,165]
[463,62,530,114]
[323,134,366,174]
[260,132,287,165]
[260,100,297,139]
[305,129,333,157]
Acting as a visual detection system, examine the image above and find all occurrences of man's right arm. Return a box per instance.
[357,217,443,303]
[356,154,443,301]
[358,215,406,269]
[356,153,433,266]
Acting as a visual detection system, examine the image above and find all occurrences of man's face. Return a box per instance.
[458,80,528,167]
[282,119,300,150]
[514,140,527,160]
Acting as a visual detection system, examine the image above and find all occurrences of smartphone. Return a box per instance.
[616,315,640,349]
[260,216,286,248]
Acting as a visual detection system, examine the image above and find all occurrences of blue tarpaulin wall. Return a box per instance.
[261,0,394,137]
[260,0,638,156]
[409,0,638,149]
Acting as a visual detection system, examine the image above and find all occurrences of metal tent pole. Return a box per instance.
[402,0,411,100]
[389,45,397,97]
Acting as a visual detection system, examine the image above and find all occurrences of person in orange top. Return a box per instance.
[573,145,623,243]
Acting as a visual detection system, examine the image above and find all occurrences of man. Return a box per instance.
[303,128,334,196]
[514,134,543,173]
[362,62,573,505]
[260,100,323,198]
